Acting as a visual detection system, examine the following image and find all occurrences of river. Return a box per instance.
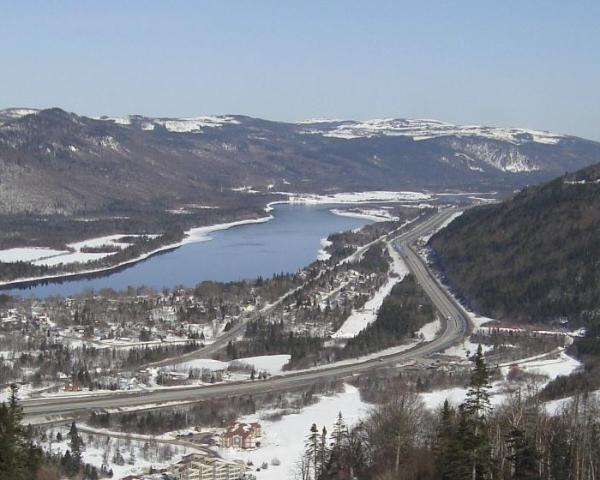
[4,204,373,298]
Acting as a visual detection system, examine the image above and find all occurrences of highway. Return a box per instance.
[22,208,471,419]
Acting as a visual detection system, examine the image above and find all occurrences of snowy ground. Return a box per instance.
[0,215,274,287]
[44,424,196,479]
[0,247,67,263]
[220,384,369,480]
[332,243,408,339]
[0,234,157,266]
[283,191,432,204]
[544,390,600,414]
[422,349,582,411]
[173,354,292,375]
[316,238,333,261]
[441,337,493,359]
[330,208,399,222]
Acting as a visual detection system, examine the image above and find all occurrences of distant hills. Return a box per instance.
[430,162,600,325]
[1,107,599,215]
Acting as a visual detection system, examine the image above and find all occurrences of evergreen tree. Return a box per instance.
[318,426,329,479]
[463,345,493,480]
[0,384,43,479]
[434,400,457,480]
[304,423,320,480]
[506,426,540,480]
[68,421,83,469]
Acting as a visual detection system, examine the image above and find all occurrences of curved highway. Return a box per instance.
[22,208,471,418]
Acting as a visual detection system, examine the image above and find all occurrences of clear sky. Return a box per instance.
[1,1,599,140]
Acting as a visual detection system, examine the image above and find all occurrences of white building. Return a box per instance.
[175,453,246,480]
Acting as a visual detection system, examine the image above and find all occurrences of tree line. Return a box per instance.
[298,345,600,480]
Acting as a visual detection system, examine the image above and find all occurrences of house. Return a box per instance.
[64,382,82,392]
[222,421,261,449]
[175,453,246,480]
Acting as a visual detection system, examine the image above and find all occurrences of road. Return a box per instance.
[144,212,424,367]
[22,208,471,418]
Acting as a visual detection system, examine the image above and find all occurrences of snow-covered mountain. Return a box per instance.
[0,107,598,215]
[299,118,564,145]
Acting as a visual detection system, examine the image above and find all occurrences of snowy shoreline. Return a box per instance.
[0,215,274,290]
[0,190,431,291]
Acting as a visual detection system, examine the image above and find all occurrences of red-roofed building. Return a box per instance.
[221,421,262,449]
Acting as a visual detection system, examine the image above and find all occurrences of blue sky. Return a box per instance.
[1,1,599,140]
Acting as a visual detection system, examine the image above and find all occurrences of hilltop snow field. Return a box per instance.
[300,118,564,146]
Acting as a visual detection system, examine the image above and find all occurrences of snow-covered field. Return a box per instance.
[0,247,67,263]
[44,424,196,479]
[221,384,369,480]
[332,243,408,339]
[174,354,292,375]
[0,234,156,266]
[422,349,582,411]
[442,338,493,359]
[330,208,399,222]
[284,190,431,204]
[417,318,442,342]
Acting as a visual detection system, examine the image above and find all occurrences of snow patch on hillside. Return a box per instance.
[301,118,564,146]
[317,238,333,261]
[159,116,240,132]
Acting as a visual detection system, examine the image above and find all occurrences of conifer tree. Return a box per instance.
[318,426,329,478]
[435,400,457,480]
[68,421,83,469]
[463,344,493,480]
[304,423,320,480]
[506,426,540,480]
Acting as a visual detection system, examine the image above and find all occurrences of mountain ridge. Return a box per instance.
[429,161,600,325]
[1,107,599,216]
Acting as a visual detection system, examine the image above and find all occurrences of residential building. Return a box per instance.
[175,454,246,480]
[222,422,261,449]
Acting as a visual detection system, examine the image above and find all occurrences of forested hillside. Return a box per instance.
[430,163,600,326]
[2,108,600,217]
